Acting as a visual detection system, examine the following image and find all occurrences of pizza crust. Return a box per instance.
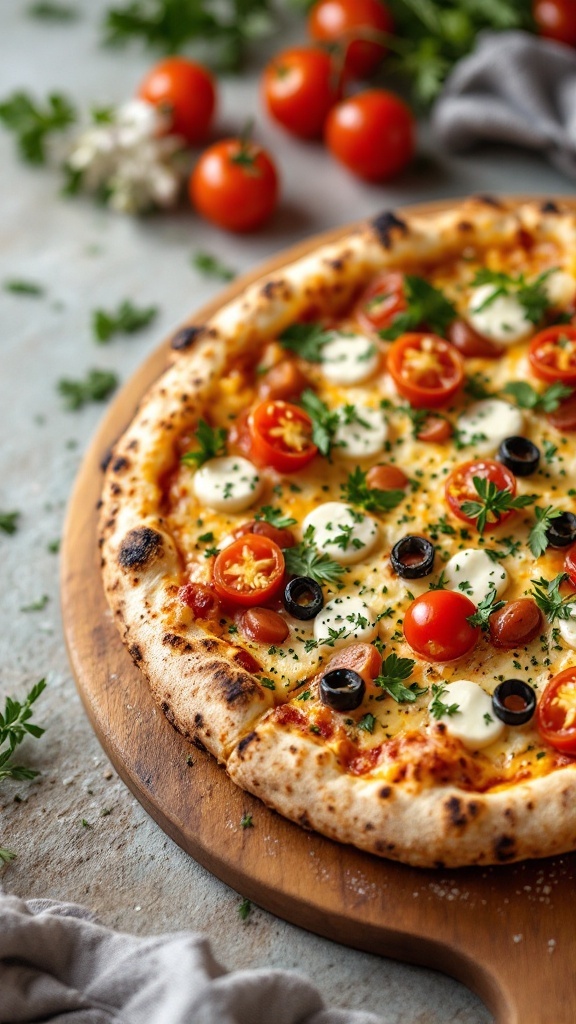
[99,195,576,865]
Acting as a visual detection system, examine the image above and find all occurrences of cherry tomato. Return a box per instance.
[447,319,504,359]
[240,607,289,645]
[178,581,220,619]
[257,359,309,402]
[325,89,414,182]
[137,57,216,144]
[564,544,576,586]
[415,413,452,443]
[404,590,479,662]
[528,325,576,385]
[249,400,318,473]
[386,333,464,408]
[308,0,394,78]
[212,535,285,607]
[445,459,517,529]
[190,137,279,232]
[537,667,576,754]
[533,0,576,47]
[232,518,296,550]
[262,46,341,139]
[366,463,409,490]
[489,599,543,649]
[547,390,576,431]
[355,271,406,333]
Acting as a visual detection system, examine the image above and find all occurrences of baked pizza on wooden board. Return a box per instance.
[98,195,576,870]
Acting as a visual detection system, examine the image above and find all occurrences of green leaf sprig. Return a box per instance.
[460,477,537,534]
[528,506,564,558]
[471,268,553,326]
[92,300,158,343]
[191,251,236,282]
[466,585,505,630]
[0,512,20,536]
[340,466,405,515]
[374,654,424,703]
[502,380,573,414]
[280,323,335,364]
[254,506,297,529]
[283,526,345,585]
[530,573,576,623]
[379,275,456,341]
[299,390,339,457]
[57,369,118,410]
[429,683,460,721]
[0,90,76,164]
[0,680,46,783]
[28,2,78,19]
[181,420,227,469]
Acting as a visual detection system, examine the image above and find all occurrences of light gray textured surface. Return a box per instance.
[0,2,574,1021]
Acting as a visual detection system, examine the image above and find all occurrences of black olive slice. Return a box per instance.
[284,576,324,620]
[390,535,435,579]
[546,511,576,549]
[320,668,365,712]
[492,679,536,726]
[497,436,540,476]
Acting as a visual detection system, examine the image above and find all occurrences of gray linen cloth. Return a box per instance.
[0,890,385,1024]
[432,30,576,179]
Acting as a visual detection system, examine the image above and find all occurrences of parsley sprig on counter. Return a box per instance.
[0,90,76,164]
[530,573,576,623]
[57,369,118,410]
[283,526,345,585]
[0,680,46,784]
[460,477,537,534]
[0,512,20,536]
[502,380,573,414]
[191,251,236,282]
[340,467,405,515]
[92,300,158,343]
[528,506,564,558]
[379,275,456,341]
[28,1,78,18]
[181,420,227,469]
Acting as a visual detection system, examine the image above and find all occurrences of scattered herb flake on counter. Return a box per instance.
[0,848,17,864]
[4,279,45,296]
[238,897,252,921]
[20,595,49,613]
[58,369,118,410]
[47,539,60,554]
[181,420,227,468]
[379,276,456,341]
[28,1,78,18]
[0,679,46,784]
[81,818,93,828]
[240,813,253,829]
[0,512,20,535]
[0,90,76,164]
[191,251,236,281]
[92,300,158,342]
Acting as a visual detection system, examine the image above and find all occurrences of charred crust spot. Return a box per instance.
[445,796,468,828]
[128,643,143,664]
[118,527,163,570]
[327,257,344,271]
[364,822,375,831]
[193,736,207,752]
[111,483,122,496]
[261,279,285,299]
[526,801,534,811]
[434,860,445,869]
[238,731,258,757]
[457,220,473,232]
[541,200,559,213]
[200,637,219,653]
[371,210,408,249]
[494,834,516,862]
[475,194,501,208]
[379,785,392,800]
[467,801,480,818]
[202,660,261,705]
[171,325,205,351]
[194,713,204,727]
[100,447,113,472]
[161,700,175,725]
[162,632,193,653]
[127,439,139,451]
[298,811,312,829]
[112,455,130,473]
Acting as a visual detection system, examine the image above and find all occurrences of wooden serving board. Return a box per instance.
[62,200,576,1024]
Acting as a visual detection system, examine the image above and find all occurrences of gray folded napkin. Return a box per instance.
[433,30,576,179]
[0,890,385,1024]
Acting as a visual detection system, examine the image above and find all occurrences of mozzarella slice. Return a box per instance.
[314,594,377,648]
[302,501,379,566]
[559,609,576,649]
[430,680,505,751]
[456,399,523,455]
[193,456,263,513]
[320,332,380,386]
[443,548,509,607]
[467,284,533,345]
[332,405,388,459]
[543,269,576,309]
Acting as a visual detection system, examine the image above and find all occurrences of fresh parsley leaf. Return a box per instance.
[28,1,78,18]
[357,713,377,734]
[92,300,158,343]
[0,847,17,864]
[0,680,46,783]
[191,251,236,281]
[299,389,339,456]
[0,511,20,535]
[238,897,252,921]
[340,466,405,515]
[254,506,297,529]
[4,279,45,296]
[283,528,345,585]
[472,268,553,325]
[543,439,558,464]
[280,323,334,363]
[428,570,448,591]
[0,90,76,163]
[460,476,537,534]
[466,585,505,630]
[528,506,564,558]
[429,683,460,721]
[484,537,522,562]
[57,369,118,410]
[374,654,417,702]
[379,275,456,341]
[530,573,576,623]
[240,813,253,829]
[20,595,49,613]
[259,677,276,691]
[464,374,494,400]
[502,380,573,414]
[181,420,227,468]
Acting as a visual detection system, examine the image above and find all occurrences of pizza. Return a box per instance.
[99,196,576,869]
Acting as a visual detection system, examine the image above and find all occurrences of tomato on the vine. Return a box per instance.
[537,667,576,754]
[445,459,517,528]
[355,271,406,333]
[403,590,479,662]
[325,89,414,181]
[308,0,394,78]
[190,136,279,232]
[533,0,576,47]
[212,535,285,607]
[386,333,464,408]
[528,325,576,385]
[138,57,216,144]
[262,46,341,139]
[249,399,318,472]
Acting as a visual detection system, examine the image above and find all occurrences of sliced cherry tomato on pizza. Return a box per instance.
[249,399,318,473]
[355,271,406,333]
[213,535,285,607]
[445,459,517,528]
[546,389,576,431]
[528,325,576,385]
[414,412,452,443]
[138,57,216,144]
[533,0,576,47]
[403,590,479,662]
[537,667,576,754]
[386,333,464,408]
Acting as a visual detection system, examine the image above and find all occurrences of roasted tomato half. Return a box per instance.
[355,271,406,333]
[537,667,576,755]
[386,333,464,408]
[249,399,318,472]
[529,325,576,385]
[403,590,479,662]
[445,459,517,529]
[212,535,285,607]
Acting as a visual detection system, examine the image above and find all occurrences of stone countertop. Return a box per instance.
[0,3,573,1021]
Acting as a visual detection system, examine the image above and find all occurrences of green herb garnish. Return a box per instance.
[4,279,45,296]
[0,680,46,783]
[374,654,418,703]
[466,585,505,630]
[254,506,297,529]
[357,713,377,734]
[28,1,78,19]
[238,897,252,921]
[92,300,158,342]
[181,420,226,468]
[191,251,236,281]
[240,813,253,829]
[279,323,334,363]
[530,573,576,623]
[340,466,405,514]
[429,683,460,721]
[0,90,76,163]
[528,506,564,558]
[20,595,49,613]
[471,268,553,325]
[460,476,537,534]
[299,390,339,457]
[502,380,573,414]
[0,512,20,535]
[379,275,456,341]
[57,369,118,410]
[283,526,345,585]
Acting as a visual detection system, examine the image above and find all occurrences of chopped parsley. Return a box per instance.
[283,528,345,585]
[528,505,564,558]
[460,476,537,534]
[471,267,554,325]
[259,677,276,691]
[20,595,49,613]
[191,251,235,281]
[466,585,505,630]
[502,380,573,414]
[4,278,45,296]
[530,573,576,623]
[374,654,421,703]
[0,679,46,783]
[57,369,118,409]
[357,713,377,734]
[429,683,460,721]
[254,506,297,529]
[279,322,334,363]
[299,389,339,456]
[379,275,456,341]
[340,466,405,514]
[0,511,20,535]
[240,813,253,829]
[181,420,226,468]
[92,299,158,342]
[28,1,78,18]
[238,897,252,921]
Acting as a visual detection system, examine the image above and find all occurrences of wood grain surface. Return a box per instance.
[62,200,576,1024]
